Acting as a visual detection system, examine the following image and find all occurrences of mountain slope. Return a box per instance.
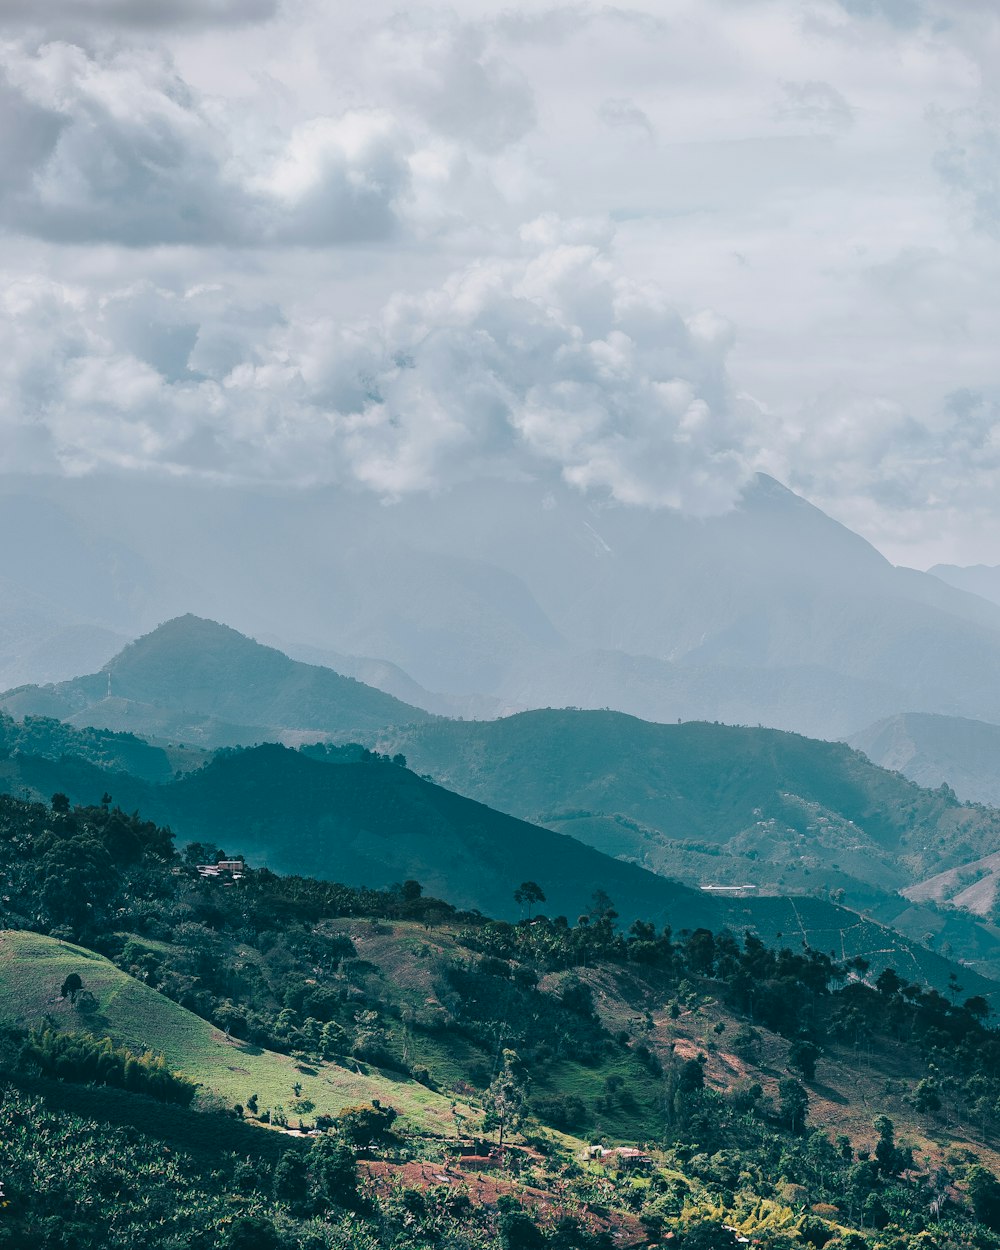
[930,562,1000,608]
[0,930,460,1132]
[0,615,433,746]
[374,709,1000,893]
[2,739,996,998]
[850,711,1000,805]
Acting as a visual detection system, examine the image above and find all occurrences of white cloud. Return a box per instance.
[776,80,854,131]
[597,97,655,138]
[2,0,1000,564]
[0,225,756,510]
[0,40,459,246]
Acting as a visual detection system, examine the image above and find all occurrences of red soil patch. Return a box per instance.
[360,1159,645,1244]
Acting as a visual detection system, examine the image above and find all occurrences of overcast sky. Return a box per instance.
[2,0,1000,566]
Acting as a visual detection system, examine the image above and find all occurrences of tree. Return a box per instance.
[513,881,545,919]
[778,1077,808,1133]
[968,1165,1000,1231]
[873,1115,912,1176]
[184,841,227,867]
[336,1102,399,1154]
[589,889,617,923]
[308,1135,359,1210]
[676,1057,706,1094]
[273,1151,308,1207]
[60,973,83,1002]
[484,1049,528,1150]
[788,1039,820,1082]
[224,1215,282,1250]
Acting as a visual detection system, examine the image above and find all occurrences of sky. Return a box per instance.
[2,0,1000,567]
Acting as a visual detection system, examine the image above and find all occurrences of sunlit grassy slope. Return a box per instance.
[0,929,463,1134]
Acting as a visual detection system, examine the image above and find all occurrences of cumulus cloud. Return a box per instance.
[0,40,427,246]
[932,106,1000,238]
[0,224,756,512]
[759,385,1000,547]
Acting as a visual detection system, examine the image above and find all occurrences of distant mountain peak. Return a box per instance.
[4,612,432,745]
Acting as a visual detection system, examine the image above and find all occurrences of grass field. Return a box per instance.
[0,929,469,1135]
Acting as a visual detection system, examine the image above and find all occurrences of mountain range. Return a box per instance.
[9,471,1000,738]
[3,616,1000,990]
[5,726,997,1001]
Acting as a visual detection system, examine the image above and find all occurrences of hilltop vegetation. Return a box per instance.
[0,710,204,781]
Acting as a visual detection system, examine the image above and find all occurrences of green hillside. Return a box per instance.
[0,929,462,1133]
[0,710,205,781]
[373,709,1000,899]
[7,787,1000,1249]
[3,741,996,1000]
[0,614,433,746]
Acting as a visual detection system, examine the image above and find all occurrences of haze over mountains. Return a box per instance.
[849,713,1000,807]
[10,471,1000,739]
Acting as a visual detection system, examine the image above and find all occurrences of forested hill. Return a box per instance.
[0,615,432,747]
[0,740,733,929]
[373,709,1000,898]
[3,738,997,1002]
[7,789,1000,1249]
[0,711,206,782]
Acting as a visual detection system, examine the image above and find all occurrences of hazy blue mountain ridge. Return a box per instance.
[849,711,1000,806]
[0,616,433,746]
[10,471,1000,737]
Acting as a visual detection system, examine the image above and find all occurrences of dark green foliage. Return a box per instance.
[224,1216,284,1250]
[788,1039,821,1081]
[778,1078,808,1133]
[678,1222,740,1250]
[25,1028,197,1106]
[0,712,181,782]
[968,1167,1000,1232]
[531,1092,588,1131]
[676,1058,705,1095]
[307,1136,360,1210]
[335,1102,399,1153]
[499,1208,546,1250]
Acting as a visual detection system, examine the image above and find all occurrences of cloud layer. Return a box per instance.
[0,224,755,514]
[3,0,1000,563]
